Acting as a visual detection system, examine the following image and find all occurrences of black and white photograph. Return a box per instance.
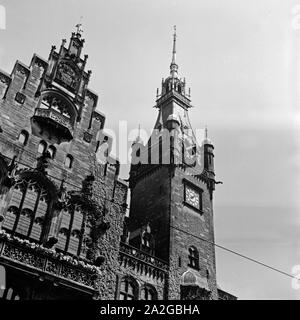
[0,0,299,311]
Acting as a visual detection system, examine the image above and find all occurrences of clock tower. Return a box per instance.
[128,27,220,300]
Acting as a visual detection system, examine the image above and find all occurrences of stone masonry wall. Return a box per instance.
[167,167,218,299]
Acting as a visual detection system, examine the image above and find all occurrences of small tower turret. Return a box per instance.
[203,127,214,174]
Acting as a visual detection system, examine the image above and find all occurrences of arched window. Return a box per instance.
[16,208,33,236]
[56,207,85,256]
[18,130,29,146]
[2,179,50,241]
[38,141,47,154]
[188,246,199,270]
[0,287,21,300]
[48,145,56,159]
[119,277,138,300]
[40,91,76,124]
[140,285,157,300]
[140,225,154,255]
[141,231,150,249]
[65,154,73,169]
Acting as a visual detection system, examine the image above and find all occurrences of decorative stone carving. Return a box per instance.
[0,73,11,85]
[15,63,30,77]
[2,244,45,269]
[34,108,73,133]
[55,61,79,91]
[85,90,95,102]
[93,111,104,124]
[15,92,26,104]
[83,131,92,143]
[0,236,98,289]
[180,286,212,300]
[33,56,48,70]
[60,265,94,287]
[45,259,60,274]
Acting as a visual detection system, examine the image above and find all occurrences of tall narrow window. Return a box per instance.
[18,130,29,146]
[48,145,56,159]
[2,180,49,241]
[65,154,73,169]
[0,287,20,300]
[188,246,199,270]
[38,141,47,154]
[159,136,162,164]
[119,277,138,300]
[192,145,197,156]
[69,208,84,255]
[0,265,6,293]
[56,208,85,256]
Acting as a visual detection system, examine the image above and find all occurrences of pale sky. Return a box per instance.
[1,0,300,299]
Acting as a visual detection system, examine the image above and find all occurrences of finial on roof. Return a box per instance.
[75,16,83,37]
[203,125,213,145]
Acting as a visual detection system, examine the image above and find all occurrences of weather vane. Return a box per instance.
[75,16,83,35]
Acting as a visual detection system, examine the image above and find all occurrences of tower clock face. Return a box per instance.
[185,185,200,209]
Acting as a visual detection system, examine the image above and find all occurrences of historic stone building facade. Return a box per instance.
[0,27,235,300]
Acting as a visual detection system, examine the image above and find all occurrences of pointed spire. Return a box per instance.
[203,125,213,145]
[170,25,178,78]
[171,25,177,65]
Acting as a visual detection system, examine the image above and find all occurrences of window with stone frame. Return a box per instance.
[65,154,73,169]
[48,145,56,159]
[56,207,85,256]
[140,285,157,300]
[38,141,47,154]
[18,130,29,146]
[188,246,200,270]
[140,225,155,255]
[0,286,20,300]
[2,179,50,241]
[118,277,138,300]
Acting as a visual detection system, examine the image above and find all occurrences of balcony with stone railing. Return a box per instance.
[0,230,99,295]
[119,242,169,281]
[32,108,74,142]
